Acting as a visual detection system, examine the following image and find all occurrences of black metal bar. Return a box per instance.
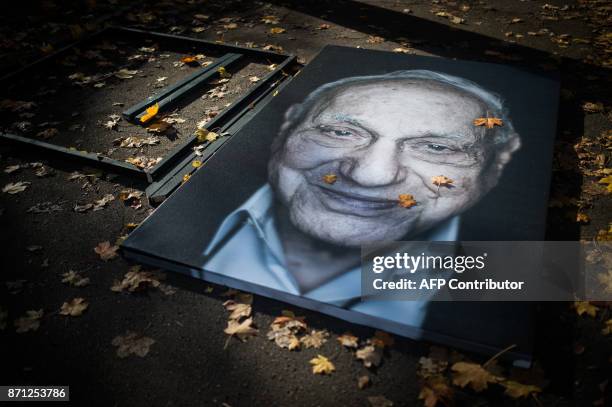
[107,26,289,62]
[147,55,296,179]
[0,132,148,179]
[146,60,296,203]
[122,53,239,121]
[132,53,243,123]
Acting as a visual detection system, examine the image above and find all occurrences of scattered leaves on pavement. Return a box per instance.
[310,354,335,375]
[60,297,89,317]
[3,181,30,194]
[14,309,43,333]
[94,241,119,261]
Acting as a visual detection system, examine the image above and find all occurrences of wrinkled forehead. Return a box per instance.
[305,80,488,124]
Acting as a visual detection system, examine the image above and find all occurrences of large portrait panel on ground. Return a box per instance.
[122,46,560,364]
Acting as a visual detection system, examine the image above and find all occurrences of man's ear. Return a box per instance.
[495,133,521,171]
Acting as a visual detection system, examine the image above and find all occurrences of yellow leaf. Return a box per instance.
[451,361,502,392]
[140,103,159,123]
[322,174,337,184]
[573,301,599,317]
[501,380,542,398]
[195,128,219,142]
[310,354,335,374]
[192,160,202,168]
[182,174,191,183]
[431,175,454,187]
[217,66,231,78]
[576,212,590,223]
[270,27,286,34]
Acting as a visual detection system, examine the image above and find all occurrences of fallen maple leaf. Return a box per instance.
[574,300,599,317]
[269,27,286,34]
[61,270,90,287]
[451,361,502,392]
[371,330,394,348]
[398,194,417,208]
[432,175,454,188]
[217,66,231,79]
[300,329,329,349]
[223,300,252,320]
[140,103,159,123]
[112,331,155,358]
[418,356,449,378]
[93,194,114,211]
[358,375,371,389]
[224,317,258,342]
[473,117,503,129]
[261,15,280,24]
[195,128,219,142]
[111,265,162,292]
[418,375,454,407]
[322,174,337,184]
[599,176,612,193]
[14,309,43,333]
[103,114,121,130]
[180,56,199,65]
[356,345,383,368]
[192,160,202,168]
[94,241,119,261]
[576,212,590,223]
[114,69,138,79]
[3,181,30,194]
[582,102,604,113]
[310,354,335,375]
[60,297,89,317]
[337,332,359,348]
[501,380,542,399]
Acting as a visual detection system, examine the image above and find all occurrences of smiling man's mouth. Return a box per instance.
[315,184,401,212]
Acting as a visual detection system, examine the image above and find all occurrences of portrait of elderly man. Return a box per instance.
[202,70,521,328]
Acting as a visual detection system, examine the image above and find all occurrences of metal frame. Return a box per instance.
[0,26,296,199]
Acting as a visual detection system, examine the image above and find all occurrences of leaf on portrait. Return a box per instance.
[398,194,417,208]
[473,117,503,129]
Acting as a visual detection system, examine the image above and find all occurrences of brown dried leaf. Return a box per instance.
[61,270,90,287]
[94,241,118,261]
[112,331,155,358]
[14,309,43,333]
[300,329,329,349]
[224,317,258,342]
[60,297,88,317]
[337,332,359,348]
[451,361,502,392]
[356,345,383,368]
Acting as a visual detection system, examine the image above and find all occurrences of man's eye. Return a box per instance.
[426,143,452,152]
[332,129,353,137]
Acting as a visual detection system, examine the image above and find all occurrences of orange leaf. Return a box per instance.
[322,174,337,184]
[140,103,159,123]
[473,117,503,129]
[398,194,417,208]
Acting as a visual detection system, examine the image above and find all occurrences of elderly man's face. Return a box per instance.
[269,81,516,246]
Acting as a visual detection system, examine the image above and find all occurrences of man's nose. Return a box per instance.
[339,140,406,187]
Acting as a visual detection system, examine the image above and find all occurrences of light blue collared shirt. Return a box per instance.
[203,184,459,330]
